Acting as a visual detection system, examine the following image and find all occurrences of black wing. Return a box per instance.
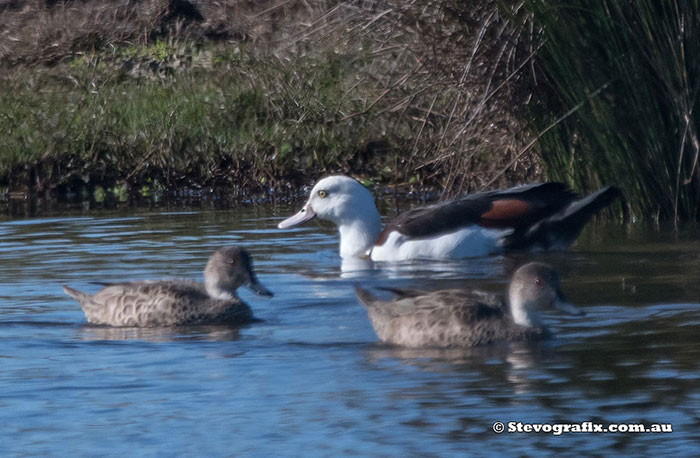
[375,182,577,244]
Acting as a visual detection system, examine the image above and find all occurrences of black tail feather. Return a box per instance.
[504,185,621,250]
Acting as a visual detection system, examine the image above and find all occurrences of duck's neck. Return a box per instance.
[337,210,383,259]
[205,276,236,301]
[509,295,542,328]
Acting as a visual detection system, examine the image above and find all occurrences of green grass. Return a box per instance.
[0,1,539,202]
[0,44,391,196]
[11,0,699,222]
[522,0,700,221]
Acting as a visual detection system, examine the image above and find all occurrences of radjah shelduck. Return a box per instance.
[278,176,620,261]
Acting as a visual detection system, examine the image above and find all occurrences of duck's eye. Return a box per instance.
[317,190,328,198]
[535,278,543,287]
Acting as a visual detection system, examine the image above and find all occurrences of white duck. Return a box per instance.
[278,175,620,261]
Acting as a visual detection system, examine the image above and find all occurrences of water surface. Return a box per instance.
[1,205,699,455]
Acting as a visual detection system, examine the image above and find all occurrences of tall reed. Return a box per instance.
[522,0,700,221]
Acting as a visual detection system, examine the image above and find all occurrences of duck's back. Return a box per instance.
[357,288,546,347]
[67,280,252,327]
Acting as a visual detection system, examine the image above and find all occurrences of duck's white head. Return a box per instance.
[278,176,383,258]
[508,262,583,327]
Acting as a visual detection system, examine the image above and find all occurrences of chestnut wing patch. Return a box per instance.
[479,199,533,227]
[375,182,576,245]
[502,185,621,250]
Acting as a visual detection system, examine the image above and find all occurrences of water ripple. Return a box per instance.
[0,209,698,455]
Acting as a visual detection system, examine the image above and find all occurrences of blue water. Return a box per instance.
[1,206,699,455]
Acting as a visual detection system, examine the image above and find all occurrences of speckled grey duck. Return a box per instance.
[354,262,582,348]
[63,247,273,327]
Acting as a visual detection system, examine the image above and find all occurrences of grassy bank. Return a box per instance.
[6,0,699,221]
[1,44,383,195]
[0,0,538,204]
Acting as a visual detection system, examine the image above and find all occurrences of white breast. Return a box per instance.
[370,226,510,261]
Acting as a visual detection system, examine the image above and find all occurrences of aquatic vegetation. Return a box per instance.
[522,0,700,221]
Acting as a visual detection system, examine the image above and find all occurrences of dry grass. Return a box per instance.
[0,0,539,201]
